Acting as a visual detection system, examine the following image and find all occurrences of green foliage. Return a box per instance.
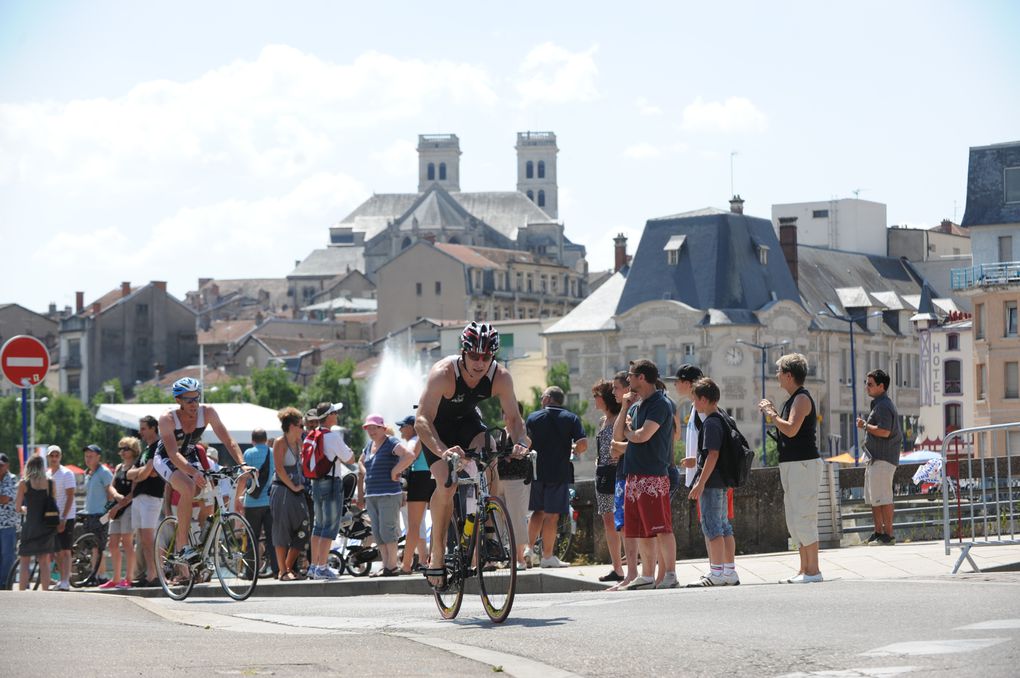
[301,358,364,450]
[250,364,302,410]
[0,386,95,468]
[480,362,593,437]
[132,383,174,404]
[204,376,254,404]
[764,431,779,467]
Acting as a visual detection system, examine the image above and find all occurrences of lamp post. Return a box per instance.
[16,393,49,458]
[817,307,884,465]
[736,338,789,466]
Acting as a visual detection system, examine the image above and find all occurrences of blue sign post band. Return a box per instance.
[21,386,29,471]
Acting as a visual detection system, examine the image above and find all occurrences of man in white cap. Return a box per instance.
[306,402,354,579]
[46,445,77,591]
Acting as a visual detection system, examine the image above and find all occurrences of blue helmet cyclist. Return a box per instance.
[153,377,246,562]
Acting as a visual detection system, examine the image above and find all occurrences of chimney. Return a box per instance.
[121,282,131,298]
[423,232,436,244]
[614,233,629,273]
[48,302,57,316]
[91,302,101,316]
[152,280,167,293]
[729,195,745,215]
[779,216,799,287]
[198,277,212,289]
[75,291,84,314]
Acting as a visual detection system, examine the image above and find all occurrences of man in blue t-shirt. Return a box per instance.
[613,360,677,590]
[525,386,587,568]
[238,429,278,577]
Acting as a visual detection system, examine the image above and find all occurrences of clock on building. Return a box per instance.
[725,347,743,366]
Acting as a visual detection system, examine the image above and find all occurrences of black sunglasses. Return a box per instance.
[177,395,200,403]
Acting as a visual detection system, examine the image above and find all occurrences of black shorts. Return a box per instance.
[406,470,436,503]
[55,520,74,551]
[421,415,488,467]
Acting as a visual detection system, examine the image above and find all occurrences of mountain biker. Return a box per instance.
[415,322,529,586]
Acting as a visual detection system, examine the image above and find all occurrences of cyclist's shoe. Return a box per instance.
[540,555,570,568]
[174,546,201,565]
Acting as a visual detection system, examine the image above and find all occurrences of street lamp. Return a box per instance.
[817,306,884,465]
[736,338,789,466]
[15,394,49,456]
[103,383,116,403]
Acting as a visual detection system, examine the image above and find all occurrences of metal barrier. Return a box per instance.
[942,422,1020,573]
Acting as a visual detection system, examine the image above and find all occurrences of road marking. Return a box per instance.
[956,618,1020,630]
[392,631,584,678]
[778,668,917,677]
[129,597,342,635]
[862,638,1007,656]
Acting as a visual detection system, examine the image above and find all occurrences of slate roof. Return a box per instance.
[289,247,365,278]
[545,271,626,334]
[435,243,500,269]
[961,140,1020,228]
[616,210,801,315]
[338,193,419,240]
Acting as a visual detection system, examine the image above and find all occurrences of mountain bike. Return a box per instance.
[153,466,259,601]
[428,427,517,623]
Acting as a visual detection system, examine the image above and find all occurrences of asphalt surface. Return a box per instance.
[5,572,1020,677]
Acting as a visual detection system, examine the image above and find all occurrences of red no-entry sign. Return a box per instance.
[1,335,50,388]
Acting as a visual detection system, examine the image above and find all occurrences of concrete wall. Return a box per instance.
[970,223,1020,266]
[772,199,887,256]
[376,243,469,336]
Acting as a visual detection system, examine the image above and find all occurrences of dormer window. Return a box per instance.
[756,244,769,265]
[664,235,686,266]
[1006,166,1020,203]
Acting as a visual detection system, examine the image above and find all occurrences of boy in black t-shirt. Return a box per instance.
[687,378,739,587]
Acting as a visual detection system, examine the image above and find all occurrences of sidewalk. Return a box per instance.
[100,539,1020,599]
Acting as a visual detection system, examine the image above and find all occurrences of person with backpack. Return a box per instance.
[687,378,740,587]
[237,428,278,578]
[304,402,354,580]
[758,353,823,584]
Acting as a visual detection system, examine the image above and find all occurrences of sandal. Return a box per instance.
[371,567,400,578]
[280,571,300,581]
[421,567,447,588]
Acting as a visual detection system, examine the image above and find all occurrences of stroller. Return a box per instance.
[326,474,405,577]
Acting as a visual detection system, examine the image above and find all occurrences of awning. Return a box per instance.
[95,403,283,445]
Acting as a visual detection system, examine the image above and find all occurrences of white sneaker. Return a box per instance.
[780,572,824,584]
[319,566,339,580]
[720,571,741,586]
[524,548,541,568]
[540,555,570,568]
[656,572,679,589]
[686,573,726,587]
[620,575,655,590]
[55,581,70,592]
[306,566,322,580]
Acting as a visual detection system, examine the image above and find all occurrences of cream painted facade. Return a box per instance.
[545,297,922,465]
[970,288,1020,455]
[376,243,472,337]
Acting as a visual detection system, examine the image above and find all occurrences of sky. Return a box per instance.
[2,0,1018,314]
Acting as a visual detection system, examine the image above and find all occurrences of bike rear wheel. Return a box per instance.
[477,497,517,623]
[70,532,101,587]
[433,514,465,620]
[154,516,194,601]
[214,512,259,601]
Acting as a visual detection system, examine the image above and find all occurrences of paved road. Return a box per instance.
[6,572,1020,677]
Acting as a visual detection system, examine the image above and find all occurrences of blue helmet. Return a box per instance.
[171,377,202,398]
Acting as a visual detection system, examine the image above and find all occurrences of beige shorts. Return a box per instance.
[864,460,896,506]
[779,458,822,547]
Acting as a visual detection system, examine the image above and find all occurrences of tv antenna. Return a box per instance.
[730,151,739,196]
[851,188,867,199]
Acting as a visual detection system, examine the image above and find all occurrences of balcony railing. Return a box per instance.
[951,261,1020,290]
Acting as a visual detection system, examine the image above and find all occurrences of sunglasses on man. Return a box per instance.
[176,395,200,403]
[464,351,493,362]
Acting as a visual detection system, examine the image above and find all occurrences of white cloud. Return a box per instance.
[30,172,367,304]
[515,43,599,107]
[635,97,663,116]
[371,139,418,179]
[623,143,662,159]
[0,45,498,192]
[680,96,768,134]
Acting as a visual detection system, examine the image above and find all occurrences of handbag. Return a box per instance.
[595,464,616,495]
[43,481,61,527]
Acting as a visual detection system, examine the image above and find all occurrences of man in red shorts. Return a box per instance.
[612,359,677,589]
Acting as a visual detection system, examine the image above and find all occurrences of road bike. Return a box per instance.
[427,427,517,623]
[153,466,259,601]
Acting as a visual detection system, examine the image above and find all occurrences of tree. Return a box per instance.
[480,362,594,438]
[204,376,254,404]
[87,379,129,456]
[250,364,301,410]
[301,358,364,450]
[132,384,174,404]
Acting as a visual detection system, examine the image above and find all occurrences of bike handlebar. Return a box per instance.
[202,465,258,488]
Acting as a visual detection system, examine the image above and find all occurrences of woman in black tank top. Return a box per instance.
[758,353,824,584]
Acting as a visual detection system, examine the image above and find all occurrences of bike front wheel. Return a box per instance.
[477,497,517,623]
[154,515,194,601]
[214,512,259,601]
[433,514,465,620]
[70,532,101,587]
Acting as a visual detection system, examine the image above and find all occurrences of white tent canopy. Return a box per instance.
[95,403,283,445]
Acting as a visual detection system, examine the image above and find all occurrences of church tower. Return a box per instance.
[418,134,461,192]
[516,131,558,218]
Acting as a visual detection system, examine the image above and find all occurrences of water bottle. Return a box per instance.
[465,485,477,514]
[462,514,476,547]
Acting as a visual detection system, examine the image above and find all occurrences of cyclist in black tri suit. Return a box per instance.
[415,322,529,586]
[152,377,245,561]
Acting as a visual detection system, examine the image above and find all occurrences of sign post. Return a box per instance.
[2,335,51,471]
